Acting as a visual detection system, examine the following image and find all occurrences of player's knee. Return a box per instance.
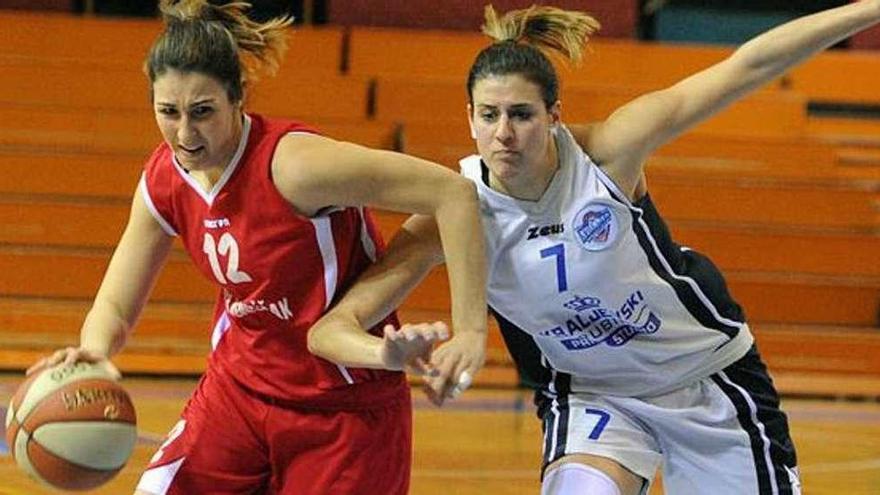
[541,463,622,495]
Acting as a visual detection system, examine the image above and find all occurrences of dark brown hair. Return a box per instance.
[145,0,293,103]
[467,5,600,108]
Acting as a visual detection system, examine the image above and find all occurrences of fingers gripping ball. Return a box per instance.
[4,362,137,491]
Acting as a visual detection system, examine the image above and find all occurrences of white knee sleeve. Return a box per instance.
[541,463,622,495]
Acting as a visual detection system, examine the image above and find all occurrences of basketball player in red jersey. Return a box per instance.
[308,4,880,495]
[27,1,488,493]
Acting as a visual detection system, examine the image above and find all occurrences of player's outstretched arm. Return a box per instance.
[308,215,449,372]
[310,318,448,375]
[575,0,880,197]
[276,134,489,379]
[27,184,174,377]
[381,322,449,375]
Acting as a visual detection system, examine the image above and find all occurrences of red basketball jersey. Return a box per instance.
[140,114,405,407]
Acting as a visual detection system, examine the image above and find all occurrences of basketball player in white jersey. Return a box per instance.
[307,2,880,494]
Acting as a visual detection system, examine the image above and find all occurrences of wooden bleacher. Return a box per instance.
[0,11,403,375]
[327,0,637,38]
[1,11,878,396]
[351,26,880,167]
[0,10,344,74]
[0,11,160,67]
[351,29,880,395]
[398,119,848,171]
[786,50,880,105]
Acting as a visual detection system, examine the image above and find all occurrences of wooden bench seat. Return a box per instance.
[0,297,214,339]
[673,223,879,277]
[401,144,880,231]
[372,209,880,276]
[369,212,879,326]
[248,75,374,121]
[2,12,879,390]
[1,233,875,326]
[731,272,879,327]
[754,324,880,377]
[787,51,880,105]
[348,27,487,78]
[563,87,806,139]
[5,196,874,275]
[0,107,398,159]
[0,62,151,110]
[331,1,637,37]
[0,11,343,74]
[646,180,880,231]
[399,120,841,170]
[0,61,373,120]
[646,155,880,183]
[0,199,129,248]
[1,294,878,397]
[0,245,214,303]
[349,29,745,90]
[349,28,880,110]
[656,134,839,168]
[374,76,807,139]
[0,106,158,156]
[0,11,160,68]
[806,117,880,168]
[807,117,880,147]
[0,151,143,199]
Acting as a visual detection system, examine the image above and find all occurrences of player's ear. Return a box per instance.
[467,104,477,140]
[549,100,561,129]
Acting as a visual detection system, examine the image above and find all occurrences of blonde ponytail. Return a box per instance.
[467,5,600,108]
[482,4,600,64]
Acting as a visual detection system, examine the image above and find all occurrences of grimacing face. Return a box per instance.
[468,73,560,191]
[152,69,243,173]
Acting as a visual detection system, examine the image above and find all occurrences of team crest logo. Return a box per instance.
[572,202,617,251]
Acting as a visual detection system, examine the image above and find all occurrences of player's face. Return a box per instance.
[152,69,243,172]
[468,74,559,187]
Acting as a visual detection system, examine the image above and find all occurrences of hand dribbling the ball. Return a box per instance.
[26,347,121,381]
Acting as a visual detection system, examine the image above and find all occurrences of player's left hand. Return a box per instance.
[423,331,486,406]
[380,322,449,375]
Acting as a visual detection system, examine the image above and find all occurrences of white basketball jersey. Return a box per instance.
[460,125,754,397]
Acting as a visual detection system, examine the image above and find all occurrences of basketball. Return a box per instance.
[4,361,137,491]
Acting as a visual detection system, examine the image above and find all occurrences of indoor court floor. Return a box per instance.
[1,373,878,494]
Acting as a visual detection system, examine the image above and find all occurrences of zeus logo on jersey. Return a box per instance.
[527,223,565,240]
[539,291,661,351]
[571,202,618,251]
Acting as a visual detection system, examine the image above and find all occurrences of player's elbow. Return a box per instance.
[449,175,479,203]
[435,176,479,215]
[306,319,332,358]
[307,311,359,360]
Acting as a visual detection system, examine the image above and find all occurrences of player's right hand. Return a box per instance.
[26,347,121,380]
[423,331,486,406]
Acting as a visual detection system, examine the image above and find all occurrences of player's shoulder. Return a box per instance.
[254,113,321,139]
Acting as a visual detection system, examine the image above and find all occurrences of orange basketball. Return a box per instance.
[4,361,137,491]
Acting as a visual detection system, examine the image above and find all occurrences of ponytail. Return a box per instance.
[467,5,600,108]
[482,5,599,65]
[146,0,294,103]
